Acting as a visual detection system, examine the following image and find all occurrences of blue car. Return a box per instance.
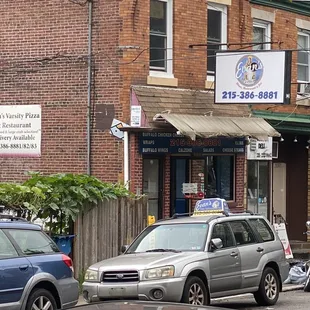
[0,214,79,310]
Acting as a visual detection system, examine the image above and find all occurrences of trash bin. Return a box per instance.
[52,235,75,256]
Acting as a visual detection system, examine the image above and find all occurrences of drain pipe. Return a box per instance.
[87,0,93,175]
[124,131,129,189]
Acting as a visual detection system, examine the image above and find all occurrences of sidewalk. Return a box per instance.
[77,283,304,306]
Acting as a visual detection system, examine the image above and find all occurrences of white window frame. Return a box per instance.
[149,0,174,78]
[297,31,310,85]
[253,20,271,50]
[207,2,227,82]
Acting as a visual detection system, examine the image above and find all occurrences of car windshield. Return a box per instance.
[127,223,208,253]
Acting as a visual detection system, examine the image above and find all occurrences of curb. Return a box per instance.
[282,284,304,292]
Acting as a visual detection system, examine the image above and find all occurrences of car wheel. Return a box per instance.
[254,267,280,306]
[26,288,57,310]
[182,276,209,306]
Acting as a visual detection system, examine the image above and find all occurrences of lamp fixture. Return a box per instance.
[294,136,298,143]
[306,145,309,149]
[280,136,284,142]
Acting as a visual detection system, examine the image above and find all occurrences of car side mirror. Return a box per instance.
[210,238,223,251]
[121,245,129,253]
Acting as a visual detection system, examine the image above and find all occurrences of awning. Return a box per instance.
[153,113,280,140]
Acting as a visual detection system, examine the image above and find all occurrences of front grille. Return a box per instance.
[102,270,139,282]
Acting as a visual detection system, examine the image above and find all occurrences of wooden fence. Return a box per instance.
[73,196,148,277]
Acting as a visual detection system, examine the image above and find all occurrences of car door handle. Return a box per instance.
[256,247,264,253]
[19,265,29,271]
[230,251,239,257]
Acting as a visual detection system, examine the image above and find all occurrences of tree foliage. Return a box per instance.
[0,172,134,233]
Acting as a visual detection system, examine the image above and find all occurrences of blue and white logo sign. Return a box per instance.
[235,55,264,88]
[194,198,229,215]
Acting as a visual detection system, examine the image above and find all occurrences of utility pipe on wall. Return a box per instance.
[124,131,129,189]
[87,0,93,175]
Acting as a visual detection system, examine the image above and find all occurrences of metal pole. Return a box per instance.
[87,0,93,175]
[124,131,129,189]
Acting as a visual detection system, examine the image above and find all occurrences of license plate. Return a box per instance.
[109,288,126,296]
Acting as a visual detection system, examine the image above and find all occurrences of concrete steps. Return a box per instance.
[290,240,310,261]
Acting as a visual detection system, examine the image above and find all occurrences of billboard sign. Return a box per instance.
[0,105,41,157]
[215,50,291,104]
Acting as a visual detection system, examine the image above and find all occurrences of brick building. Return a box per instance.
[1,0,310,240]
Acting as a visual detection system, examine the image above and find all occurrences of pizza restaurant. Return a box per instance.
[123,86,280,221]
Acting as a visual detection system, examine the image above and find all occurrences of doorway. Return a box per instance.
[142,158,163,220]
[170,158,189,216]
[247,161,270,219]
[272,162,287,221]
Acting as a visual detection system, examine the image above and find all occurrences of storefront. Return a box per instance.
[140,132,245,219]
[125,85,280,220]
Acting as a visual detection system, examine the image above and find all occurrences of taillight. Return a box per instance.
[62,254,74,272]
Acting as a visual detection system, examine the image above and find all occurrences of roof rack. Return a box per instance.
[0,214,28,222]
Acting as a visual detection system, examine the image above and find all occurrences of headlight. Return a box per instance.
[84,269,99,282]
[145,266,175,280]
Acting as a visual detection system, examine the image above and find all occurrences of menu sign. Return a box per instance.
[138,132,245,154]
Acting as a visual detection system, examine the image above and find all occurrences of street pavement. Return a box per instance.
[77,284,304,307]
[212,284,306,310]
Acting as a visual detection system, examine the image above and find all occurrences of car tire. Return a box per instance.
[26,288,57,310]
[181,276,209,306]
[254,267,280,306]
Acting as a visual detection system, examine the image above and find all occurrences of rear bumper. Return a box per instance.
[58,278,79,308]
[279,260,290,289]
[83,277,186,303]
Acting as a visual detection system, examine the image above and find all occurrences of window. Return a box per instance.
[205,156,234,201]
[0,230,18,259]
[7,229,59,255]
[207,3,227,78]
[253,20,271,50]
[250,218,274,242]
[229,221,256,245]
[150,0,173,76]
[211,223,234,249]
[297,32,310,83]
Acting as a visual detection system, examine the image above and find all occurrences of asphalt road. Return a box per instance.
[211,289,309,310]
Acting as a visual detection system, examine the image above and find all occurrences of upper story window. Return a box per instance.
[297,32,310,83]
[150,0,173,77]
[207,3,227,79]
[253,20,271,50]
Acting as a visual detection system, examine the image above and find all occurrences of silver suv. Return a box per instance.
[83,211,289,306]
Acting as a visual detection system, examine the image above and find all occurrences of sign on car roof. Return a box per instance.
[193,198,229,216]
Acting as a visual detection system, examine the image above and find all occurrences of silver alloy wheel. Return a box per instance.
[264,273,277,300]
[31,296,53,310]
[188,283,204,305]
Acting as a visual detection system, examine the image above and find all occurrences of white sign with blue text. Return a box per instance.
[215,51,288,104]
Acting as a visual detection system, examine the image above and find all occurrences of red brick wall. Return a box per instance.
[235,154,246,211]
[163,155,171,218]
[1,0,306,185]
[228,0,309,111]
[0,1,89,181]
[129,133,142,194]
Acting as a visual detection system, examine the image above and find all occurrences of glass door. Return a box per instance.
[142,158,163,220]
[247,161,270,219]
[171,158,189,216]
